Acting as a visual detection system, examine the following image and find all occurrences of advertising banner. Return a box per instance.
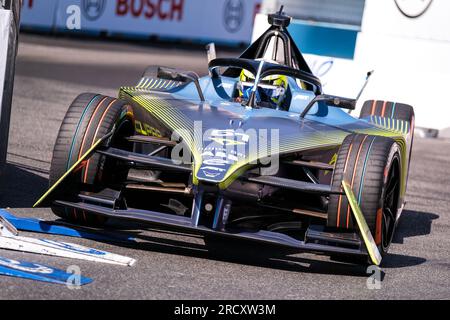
[21,0,261,44]
[21,0,59,30]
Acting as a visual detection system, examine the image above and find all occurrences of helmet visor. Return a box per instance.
[239,81,285,102]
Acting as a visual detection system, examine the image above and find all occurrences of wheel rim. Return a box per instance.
[381,156,400,251]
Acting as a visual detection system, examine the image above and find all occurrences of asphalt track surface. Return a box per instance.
[0,34,449,300]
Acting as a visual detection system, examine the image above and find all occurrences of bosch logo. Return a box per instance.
[82,0,106,21]
[116,0,184,21]
[223,0,244,33]
[394,0,433,18]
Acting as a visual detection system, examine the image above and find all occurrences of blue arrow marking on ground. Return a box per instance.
[0,256,93,285]
[0,209,136,244]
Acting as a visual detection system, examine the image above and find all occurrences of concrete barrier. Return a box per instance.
[0,0,21,172]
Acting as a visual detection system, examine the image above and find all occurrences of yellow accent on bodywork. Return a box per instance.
[324,153,337,176]
[120,87,411,192]
[135,77,182,91]
[218,164,253,190]
[120,89,203,185]
[33,134,111,208]
[355,117,410,199]
[342,180,382,266]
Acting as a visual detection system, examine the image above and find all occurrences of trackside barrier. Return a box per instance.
[21,0,262,45]
[0,0,21,173]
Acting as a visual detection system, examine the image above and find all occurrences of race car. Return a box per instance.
[35,9,415,265]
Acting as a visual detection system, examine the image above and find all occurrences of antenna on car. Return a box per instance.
[268,5,291,28]
[206,43,217,77]
[206,43,217,64]
[350,70,374,114]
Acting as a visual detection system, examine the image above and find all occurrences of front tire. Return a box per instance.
[49,93,133,226]
[327,134,402,259]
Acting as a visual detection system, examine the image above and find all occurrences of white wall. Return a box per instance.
[362,0,448,41]
[353,0,450,131]
[254,0,450,133]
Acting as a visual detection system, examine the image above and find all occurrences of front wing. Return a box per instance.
[35,131,382,264]
[53,195,369,260]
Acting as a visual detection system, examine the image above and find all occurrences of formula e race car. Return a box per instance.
[35,9,415,265]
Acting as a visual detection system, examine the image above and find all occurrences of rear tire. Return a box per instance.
[360,100,415,185]
[327,134,402,258]
[360,100,414,123]
[49,93,133,226]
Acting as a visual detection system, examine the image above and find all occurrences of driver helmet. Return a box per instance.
[238,60,288,108]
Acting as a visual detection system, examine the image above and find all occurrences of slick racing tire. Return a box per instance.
[359,100,414,124]
[360,100,415,184]
[49,93,133,226]
[327,133,402,259]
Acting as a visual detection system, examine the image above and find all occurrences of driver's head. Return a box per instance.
[238,68,288,108]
